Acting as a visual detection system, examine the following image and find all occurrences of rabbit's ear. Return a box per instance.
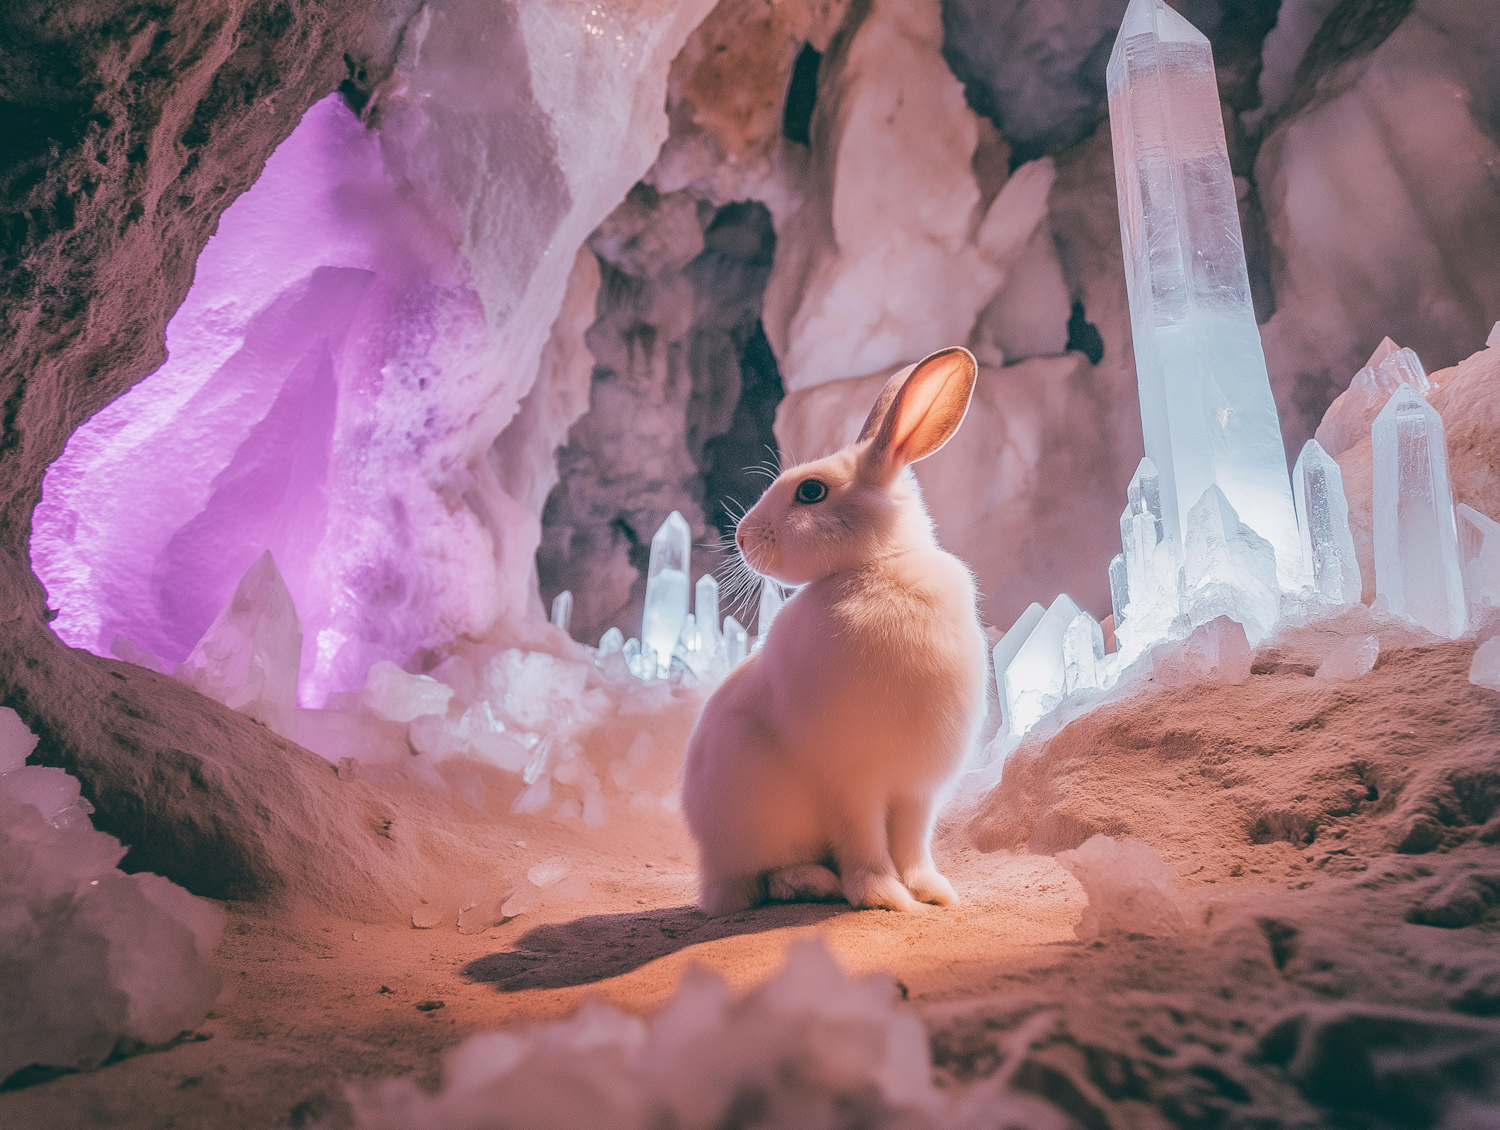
[859,347,976,482]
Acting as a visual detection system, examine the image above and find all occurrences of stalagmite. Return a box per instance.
[1107,0,1299,587]
[1372,385,1465,638]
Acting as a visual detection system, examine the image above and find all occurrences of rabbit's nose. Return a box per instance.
[736,528,747,552]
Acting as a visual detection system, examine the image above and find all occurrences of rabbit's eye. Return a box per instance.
[795,479,829,504]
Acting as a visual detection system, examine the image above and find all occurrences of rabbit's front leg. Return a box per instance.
[832,798,924,912]
[889,792,958,907]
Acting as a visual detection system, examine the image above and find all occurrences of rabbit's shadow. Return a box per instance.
[460,901,847,993]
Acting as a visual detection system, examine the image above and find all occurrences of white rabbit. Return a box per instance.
[682,346,988,916]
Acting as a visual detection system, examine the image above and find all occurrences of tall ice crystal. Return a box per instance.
[1292,440,1361,605]
[1108,0,1299,588]
[642,512,691,678]
[1372,385,1465,638]
[1457,504,1500,613]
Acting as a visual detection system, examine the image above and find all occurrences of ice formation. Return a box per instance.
[642,512,691,679]
[1372,386,1466,638]
[0,709,224,1082]
[1292,440,1362,606]
[1107,0,1299,589]
[1001,595,1089,739]
[174,551,302,739]
[1055,834,1188,941]
[349,939,1066,1130]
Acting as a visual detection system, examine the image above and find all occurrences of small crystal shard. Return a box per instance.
[1457,504,1500,614]
[1488,321,1500,350]
[1471,637,1500,692]
[1108,0,1299,587]
[1108,554,1129,629]
[1116,458,1182,657]
[597,627,624,656]
[1292,439,1362,605]
[753,581,786,651]
[1062,611,1106,695]
[1372,385,1466,638]
[1181,485,1281,645]
[550,590,573,635]
[723,616,748,668]
[1315,634,1379,680]
[1002,594,1084,737]
[1150,615,1251,687]
[695,574,720,644]
[175,551,302,738]
[992,602,1046,719]
[642,512,691,679]
[360,660,453,723]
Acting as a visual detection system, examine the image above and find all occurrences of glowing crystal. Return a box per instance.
[550,591,573,635]
[1001,594,1083,738]
[642,512,691,678]
[1116,457,1181,656]
[1108,0,1299,587]
[723,616,748,668]
[1292,439,1361,605]
[1372,385,1465,638]
[175,551,302,738]
[1457,503,1500,614]
[1181,485,1280,645]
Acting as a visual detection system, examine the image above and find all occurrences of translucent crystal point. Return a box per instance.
[550,590,573,635]
[1108,0,1299,587]
[695,574,720,643]
[723,615,748,668]
[1457,503,1500,613]
[1488,322,1500,349]
[1316,339,1434,458]
[1108,554,1129,628]
[992,602,1046,714]
[597,627,624,655]
[752,581,785,651]
[1182,485,1280,645]
[1116,457,1182,655]
[1002,595,1083,738]
[175,550,302,738]
[642,511,691,677]
[1372,385,1465,637]
[1062,610,1106,695]
[1292,440,1361,605]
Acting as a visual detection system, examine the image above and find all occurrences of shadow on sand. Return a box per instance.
[460,901,848,992]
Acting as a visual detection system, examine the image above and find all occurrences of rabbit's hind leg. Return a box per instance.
[888,792,959,907]
[833,801,924,912]
[766,863,843,903]
[700,872,765,917]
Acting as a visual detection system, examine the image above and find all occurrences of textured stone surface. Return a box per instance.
[0,0,424,910]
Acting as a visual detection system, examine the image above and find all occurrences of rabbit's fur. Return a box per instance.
[682,347,988,916]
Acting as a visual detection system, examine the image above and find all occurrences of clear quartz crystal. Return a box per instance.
[1182,485,1281,645]
[1108,553,1129,629]
[1108,0,1299,588]
[597,627,624,655]
[642,511,691,677]
[992,601,1046,724]
[550,590,573,636]
[1002,594,1084,738]
[1062,610,1106,695]
[1116,457,1182,655]
[1292,439,1362,605]
[723,615,748,668]
[1316,339,1434,458]
[695,574,720,645]
[752,581,785,652]
[1457,503,1500,613]
[1372,385,1466,637]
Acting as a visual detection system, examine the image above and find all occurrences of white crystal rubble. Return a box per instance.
[1149,616,1252,688]
[1315,635,1380,681]
[1372,385,1466,638]
[1055,834,1188,941]
[0,708,224,1082]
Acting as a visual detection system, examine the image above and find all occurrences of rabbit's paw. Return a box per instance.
[700,873,763,917]
[767,864,844,903]
[903,867,959,907]
[844,869,925,912]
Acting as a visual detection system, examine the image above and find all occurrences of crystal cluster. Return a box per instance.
[987,0,1500,755]
[578,511,764,687]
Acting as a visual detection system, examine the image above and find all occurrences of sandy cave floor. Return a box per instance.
[4,631,1500,1129]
